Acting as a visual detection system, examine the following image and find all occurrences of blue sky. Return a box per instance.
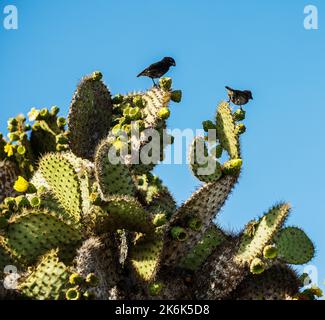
[1,0,324,292]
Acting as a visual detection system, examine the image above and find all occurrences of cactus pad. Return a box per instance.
[19,250,70,300]
[179,225,226,271]
[68,72,113,160]
[275,227,315,265]
[4,210,82,265]
[129,227,165,282]
[216,101,240,159]
[39,153,83,223]
[95,139,135,197]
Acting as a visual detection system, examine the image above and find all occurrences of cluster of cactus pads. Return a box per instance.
[0,71,321,300]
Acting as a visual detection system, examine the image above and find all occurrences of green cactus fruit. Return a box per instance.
[39,153,83,223]
[17,145,26,155]
[222,158,243,176]
[29,196,41,208]
[263,245,278,260]
[233,108,246,122]
[112,94,124,105]
[50,106,60,117]
[152,213,167,227]
[66,287,80,300]
[86,273,99,287]
[148,282,164,296]
[171,90,182,103]
[57,117,66,128]
[69,273,83,285]
[128,107,142,121]
[8,133,19,142]
[95,139,135,197]
[235,123,246,135]
[274,227,315,264]
[171,227,188,241]
[129,227,165,282]
[68,72,113,160]
[133,96,145,108]
[92,71,103,81]
[19,250,70,300]
[216,101,240,159]
[4,197,16,210]
[159,77,172,91]
[188,217,203,231]
[179,226,226,271]
[250,258,266,274]
[15,195,30,209]
[5,210,82,265]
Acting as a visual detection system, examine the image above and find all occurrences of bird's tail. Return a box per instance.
[225,86,233,91]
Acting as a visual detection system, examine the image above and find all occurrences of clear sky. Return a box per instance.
[1,0,324,293]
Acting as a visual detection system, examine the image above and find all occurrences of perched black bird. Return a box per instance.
[137,57,176,85]
[225,86,253,108]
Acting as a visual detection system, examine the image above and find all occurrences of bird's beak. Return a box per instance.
[173,62,176,66]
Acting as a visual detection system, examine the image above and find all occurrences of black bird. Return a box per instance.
[225,86,253,108]
[137,57,176,86]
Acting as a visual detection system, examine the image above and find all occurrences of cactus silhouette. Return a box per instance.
[0,71,317,300]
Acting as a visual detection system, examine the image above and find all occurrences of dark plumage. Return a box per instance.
[225,86,253,108]
[137,57,176,85]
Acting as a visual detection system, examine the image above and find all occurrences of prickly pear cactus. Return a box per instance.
[0,71,318,300]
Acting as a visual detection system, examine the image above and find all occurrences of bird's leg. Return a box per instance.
[151,78,157,87]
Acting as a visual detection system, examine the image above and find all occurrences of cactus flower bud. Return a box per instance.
[92,71,103,81]
[14,176,30,193]
[159,77,172,91]
[188,217,202,231]
[250,258,266,275]
[17,145,26,155]
[112,94,124,105]
[153,213,167,227]
[158,107,170,120]
[233,108,246,121]
[57,117,67,128]
[222,159,242,175]
[8,133,19,142]
[69,273,83,285]
[263,245,278,260]
[50,106,60,116]
[148,282,163,296]
[85,273,99,287]
[28,108,40,121]
[171,90,182,103]
[235,123,246,135]
[171,226,188,242]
